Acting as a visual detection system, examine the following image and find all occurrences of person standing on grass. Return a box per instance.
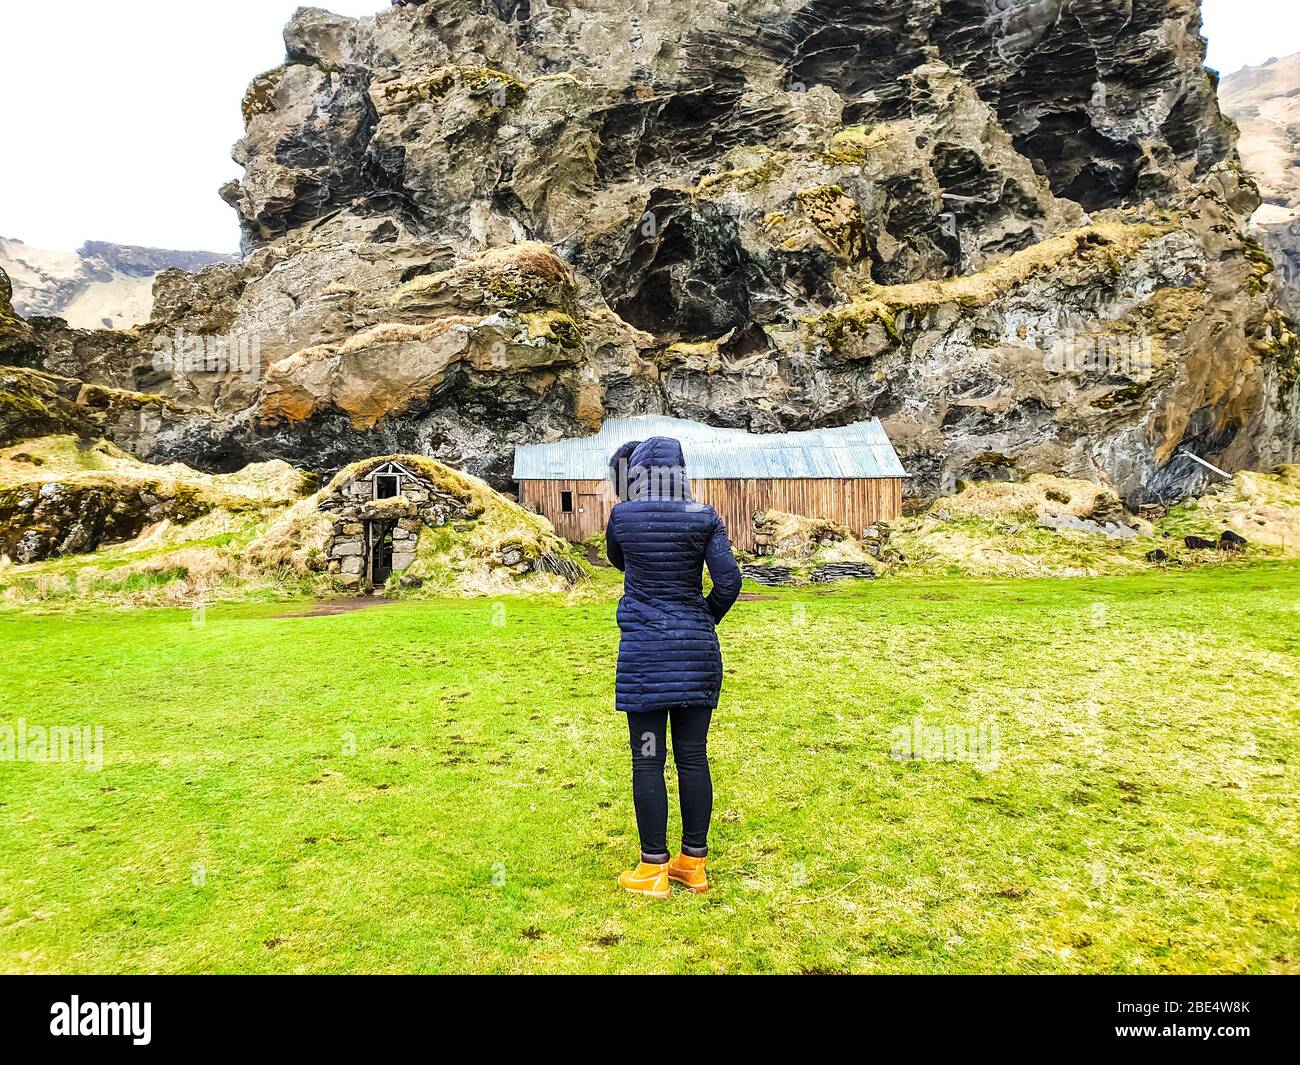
[604,436,743,898]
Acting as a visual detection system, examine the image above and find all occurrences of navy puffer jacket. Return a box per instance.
[606,436,743,713]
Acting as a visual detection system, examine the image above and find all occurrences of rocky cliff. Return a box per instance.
[5,0,1298,505]
[1220,53,1300,317]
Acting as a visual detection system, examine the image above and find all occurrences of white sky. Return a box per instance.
[0,0,1297,254]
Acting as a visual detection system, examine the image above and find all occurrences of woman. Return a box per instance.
[605,436,743,898]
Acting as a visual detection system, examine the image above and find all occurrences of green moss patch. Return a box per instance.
[808,220,1177,352]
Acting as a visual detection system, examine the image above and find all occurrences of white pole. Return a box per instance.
[1179,450,1232,480]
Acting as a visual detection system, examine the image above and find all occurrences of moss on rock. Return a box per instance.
[0,368,93,445]
[821,125,878,165]
[242,64,293,124]
[393,242,578,317]
[521,310,583,348]
[1255,308,1300,399]
[795,184,869,260]
[1242,237,1276,296]
[807,220,1176,352]
[694,149,787,198]
[378,64,528,109]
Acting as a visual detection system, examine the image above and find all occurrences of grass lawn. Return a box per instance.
[1,564,1298,974]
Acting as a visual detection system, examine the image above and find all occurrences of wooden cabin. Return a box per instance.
[512,416,908,551]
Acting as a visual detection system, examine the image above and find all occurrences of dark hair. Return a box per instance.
[608,440,642,502]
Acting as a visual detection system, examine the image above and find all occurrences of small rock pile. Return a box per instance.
[810,562,877,582]
[739,560,878,586]
[739,564,796,586]
[742,508,885,584]
[534,551,587,582]
[1037,510,1139,540]
[752,510,854,558]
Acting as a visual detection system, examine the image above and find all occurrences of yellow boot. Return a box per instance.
[618,860,671,899]
[667,853,709,893]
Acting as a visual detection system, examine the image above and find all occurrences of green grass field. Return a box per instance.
[1,564,1298,973]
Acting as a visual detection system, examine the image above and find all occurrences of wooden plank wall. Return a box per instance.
[517,479,611,543]
[693,479,902,549]
[517,477,903,551]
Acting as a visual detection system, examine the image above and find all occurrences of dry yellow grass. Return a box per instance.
[1163,465,1300,552]
[810,218,1177,348]
[937,474,1128,524]
[862,220,1173,309]
[0,435,309,506]
[0,506,304,610]
[891,470,1300,578]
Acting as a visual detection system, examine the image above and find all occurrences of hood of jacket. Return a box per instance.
[626,436,692,502]
[607,439,641,501]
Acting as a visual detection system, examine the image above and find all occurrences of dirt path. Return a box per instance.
[276,596,393,618]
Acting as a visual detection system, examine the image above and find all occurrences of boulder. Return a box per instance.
[1218,530,1248,551]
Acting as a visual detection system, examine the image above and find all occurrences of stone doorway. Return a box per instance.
[369,520,396,586]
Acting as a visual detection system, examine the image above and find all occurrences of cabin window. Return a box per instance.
[560,490,574,513]
[375,474,400,499]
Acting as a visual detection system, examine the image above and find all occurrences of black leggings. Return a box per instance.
[626,706,713,862]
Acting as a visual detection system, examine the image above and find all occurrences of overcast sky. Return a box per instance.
[1,0,1297,255]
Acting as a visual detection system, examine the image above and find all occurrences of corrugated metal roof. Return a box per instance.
[512,416,909,480]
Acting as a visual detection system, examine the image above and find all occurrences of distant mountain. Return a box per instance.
[0,237,235,330]
[1220,53,1300,313]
